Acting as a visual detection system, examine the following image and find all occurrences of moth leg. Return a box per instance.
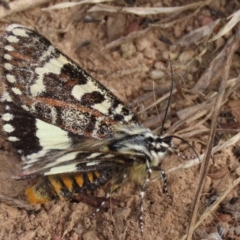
[152,166,171,200]
[90,171,127,219]
[71,193,117,208]
[138,159,152,232]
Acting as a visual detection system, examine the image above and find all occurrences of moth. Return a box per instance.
[0,24,185,230]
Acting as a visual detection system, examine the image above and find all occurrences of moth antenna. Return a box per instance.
[160,59,174,136]
[167,135,201,162]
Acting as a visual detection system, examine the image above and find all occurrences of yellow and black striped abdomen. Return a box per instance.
[25,169,115,204]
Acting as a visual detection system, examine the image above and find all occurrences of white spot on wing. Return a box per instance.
[12,87,22,95]
[4,63,12,70]
[7,35,19,43]
[86,161,100,166]
[3,124,15,133]
[6,74,16,83]
[114,104,123,114]
[92,101,111,114]
[2,113,13,121]
[71,78,104,101]
[8,136,20,142]
[21,105,29,111]
[4,54,12,60]
[71,85,87,100]
[12,27,29,37]
[4,45,14,51]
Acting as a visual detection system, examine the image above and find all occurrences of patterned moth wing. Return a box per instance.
[0,24,174,230]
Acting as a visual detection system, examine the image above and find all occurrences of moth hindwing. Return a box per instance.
[1,24,174,231]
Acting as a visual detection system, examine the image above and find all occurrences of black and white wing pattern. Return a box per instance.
[1,24,140,171]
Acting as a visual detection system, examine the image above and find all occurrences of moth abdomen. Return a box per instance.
[25,170,116,204]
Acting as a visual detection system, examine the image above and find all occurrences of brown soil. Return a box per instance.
[0,0,240,240]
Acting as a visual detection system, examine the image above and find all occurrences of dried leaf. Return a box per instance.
[88,0,212,16]
[177,19,220,47]
[42,0,113,11]
[210,9,240,41]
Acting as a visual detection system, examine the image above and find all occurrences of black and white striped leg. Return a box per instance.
[160,169,171,200]
[139,159,152,232]
[90,174,127,219]
[152,166,171,200]
[90,193,110,219]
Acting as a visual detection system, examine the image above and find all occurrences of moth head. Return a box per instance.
[146,135,174,167]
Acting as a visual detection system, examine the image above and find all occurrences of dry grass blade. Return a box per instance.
[174,77,239,137]
[137,89,177,115]
[177,19,220,47]
[88,0,213,16]
[106,65,149,79]
[102,0,212,51]
[167,102,213,136]
[185,28,240,240]
[177,102,213,121]
[168,132,240,173]
[131,86,172,108]
[0,0,49,19]
[210,9,240,42]
[102,27,151,51]
[41,0,113,11]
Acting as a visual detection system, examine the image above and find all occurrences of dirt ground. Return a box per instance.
[0,0,240,239]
